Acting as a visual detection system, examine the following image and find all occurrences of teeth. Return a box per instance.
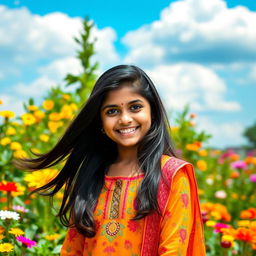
[119,127,136,134]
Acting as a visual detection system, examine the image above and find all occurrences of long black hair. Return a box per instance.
[14,65,177,237]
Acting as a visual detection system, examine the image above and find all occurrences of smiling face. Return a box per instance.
[100,85,152,151]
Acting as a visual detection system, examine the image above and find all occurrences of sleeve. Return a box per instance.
[60,226,85,256]
[158,167,193,255]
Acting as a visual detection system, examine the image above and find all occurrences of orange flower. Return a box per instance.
[240,208,256,219]
[235,228,254,242]
[197,160,207,171]
[230,171,239,178]
[42,100,54,111]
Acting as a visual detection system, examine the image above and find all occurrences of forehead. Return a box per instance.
[102,86,145,104]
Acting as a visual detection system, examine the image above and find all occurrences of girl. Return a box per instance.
[16,65,206,255]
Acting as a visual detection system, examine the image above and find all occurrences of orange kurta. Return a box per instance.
[61,166,194,255]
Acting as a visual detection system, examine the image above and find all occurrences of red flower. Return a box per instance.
[0,181,18,192]
[221,240,232,248]
[235,228,254,242]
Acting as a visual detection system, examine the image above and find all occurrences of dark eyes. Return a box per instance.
[105,104,143,115]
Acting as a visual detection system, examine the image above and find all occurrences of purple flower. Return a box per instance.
[16,236,37,248]
[230,160,247,170]
[249,174,256,183]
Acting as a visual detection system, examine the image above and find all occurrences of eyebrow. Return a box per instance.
[101,99,143,111]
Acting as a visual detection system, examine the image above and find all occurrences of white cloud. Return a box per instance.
[147,63,241,112]
[14,76,57,97]
[0,5,120,72]
[38,57,82,81]
[195,116,247,148]
[122,0,256,67]
[248,64,256,83]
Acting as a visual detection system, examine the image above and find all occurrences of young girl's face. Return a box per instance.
[100,85,152,150]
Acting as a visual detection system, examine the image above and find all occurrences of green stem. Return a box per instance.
[7,191,11,210]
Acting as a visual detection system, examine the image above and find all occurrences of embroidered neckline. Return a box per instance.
[105,173,144,181]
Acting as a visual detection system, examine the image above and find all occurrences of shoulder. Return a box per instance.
[161,155,193,176]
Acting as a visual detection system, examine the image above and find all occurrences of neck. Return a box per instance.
[116,146,138,165]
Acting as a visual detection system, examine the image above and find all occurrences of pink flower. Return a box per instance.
[16,236,36,248]
[249,174,256,183]
[231,160,247,170]
[213,223,230,233]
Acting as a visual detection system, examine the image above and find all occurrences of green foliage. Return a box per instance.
[64,17,99,103]
[243,121,256,148]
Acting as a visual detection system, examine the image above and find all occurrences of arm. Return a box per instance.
[158,167,192,255]
[60,226,85,256]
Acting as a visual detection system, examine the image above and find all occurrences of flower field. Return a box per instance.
[0,95,255,255]
[0,19,256,256]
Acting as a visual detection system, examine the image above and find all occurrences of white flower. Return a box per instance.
[206,178,214,185]
[0,210,20,220]
[214,190,227,199]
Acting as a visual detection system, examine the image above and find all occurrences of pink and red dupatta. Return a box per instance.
[141,155,206,255]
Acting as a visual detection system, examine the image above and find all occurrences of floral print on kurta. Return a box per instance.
[61,167,193,256]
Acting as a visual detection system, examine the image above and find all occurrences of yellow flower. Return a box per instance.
[231,193,238,199]
[0,243,14,252]
[222,235,235,242]
[11,121,20,126]
[211,211,222,220]
[198,189,204,195]
[6,127,16,136]
[24,169,59,188]
[70,103,78,111]
[10,142,22,150]
[221,234,235,247]
[39,134,49,142]
[205,220,216,227]
[198,149,208,157]
[0,234,4,240]
[34,110,45,122]
[0,137,11,146]
[13,150,28,159]
[56,191,64,200]
[197,160,207,171]
[45,233,60,241]
[49,112,61,121]
[11,183,25,197]
[43,100,54,111]
[250,221,256,230]
[21,113,36,126]
[0,100,3,105]
[0,110,15,119]
[237,220,251,228]
[170,126,179,132]
[62,94,71,100]
[60,105,73,119]
[27,105,38,111]
[186,142,201,151]
[8,228,24,236]
[31,148,41,154]
[48,121,63,133]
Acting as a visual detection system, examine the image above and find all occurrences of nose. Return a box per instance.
[119,112,132,125]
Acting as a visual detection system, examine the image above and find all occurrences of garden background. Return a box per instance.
[1,0,256,255]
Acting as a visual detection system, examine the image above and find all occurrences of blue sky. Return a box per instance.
[0,0,256,148]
